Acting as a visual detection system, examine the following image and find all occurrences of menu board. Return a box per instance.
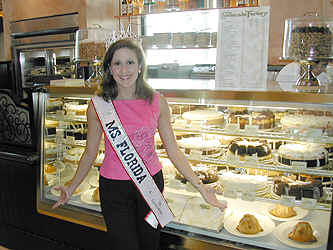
[215,7,270,90]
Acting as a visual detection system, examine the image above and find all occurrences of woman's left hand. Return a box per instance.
[197,184,227,212]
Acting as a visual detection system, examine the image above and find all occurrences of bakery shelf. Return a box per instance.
[46,113,87,123]
[172,126,333,145]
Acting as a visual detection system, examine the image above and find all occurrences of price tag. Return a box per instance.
[56,110,65,119]
[223,188,237,198]
[190,149,202,161]
[244,125,259,134]
[66,136,75,145]
[224,123,240,133]
[305,128,323,137]
[280,195,296,207]
[301,197,317,209]
[291,161,307,171]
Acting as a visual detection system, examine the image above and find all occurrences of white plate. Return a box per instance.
[50,181,90,197]
[265,204,309,222]
[81,188,100,205]
[274,220,328,249]
[224,212,275,238]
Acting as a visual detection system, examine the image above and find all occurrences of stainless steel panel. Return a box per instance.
[12,33,75,46]
[10,12,79,36]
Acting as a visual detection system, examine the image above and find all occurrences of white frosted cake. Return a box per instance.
[281,114,333,130]
[64,147,85,165]
[64,102,88,116]
[177,136,222,156]
[219,172,268,195]
[278,143,329,168]
[181,110,224,127]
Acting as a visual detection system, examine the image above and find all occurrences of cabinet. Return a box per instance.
[37,86,332,249]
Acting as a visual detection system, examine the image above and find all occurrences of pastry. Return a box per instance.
[64,102,88,116]
[288,221,317,242]
[269,204,296,218]
[46,98,63,112]
[175,164,218,184]
[44,163,56,174]
[93,188,100,202]
[236,214,263,235]
[273,176,323,200]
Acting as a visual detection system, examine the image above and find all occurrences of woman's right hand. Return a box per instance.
[52,185,72,209]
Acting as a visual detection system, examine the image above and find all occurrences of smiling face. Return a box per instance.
[109,47,141,96]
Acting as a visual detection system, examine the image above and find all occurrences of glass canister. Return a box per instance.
[283,16,333,61]
[75,25,112,63]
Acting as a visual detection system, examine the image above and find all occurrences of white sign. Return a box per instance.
[215,7,270,90]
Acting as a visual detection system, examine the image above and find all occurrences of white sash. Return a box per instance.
[92,96,174,228]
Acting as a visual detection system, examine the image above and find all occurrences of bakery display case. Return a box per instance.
[37,86,333,249]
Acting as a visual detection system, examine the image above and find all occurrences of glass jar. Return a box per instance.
[75,25,112,63]
[283,16,333,61]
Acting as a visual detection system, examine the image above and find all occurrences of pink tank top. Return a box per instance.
[100,92,162,180]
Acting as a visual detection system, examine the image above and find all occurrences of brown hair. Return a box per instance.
[97,39,154,103]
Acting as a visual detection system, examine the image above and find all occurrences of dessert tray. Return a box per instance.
[224,212,275,238]
[274,220,328,249]
[264,204,309,222]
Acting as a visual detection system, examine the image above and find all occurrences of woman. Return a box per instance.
[53,39,227,250]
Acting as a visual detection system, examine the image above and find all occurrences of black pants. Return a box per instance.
[99,171,164,250]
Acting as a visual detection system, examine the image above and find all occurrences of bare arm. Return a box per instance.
[53,101,102,209]
[157,95,227,211]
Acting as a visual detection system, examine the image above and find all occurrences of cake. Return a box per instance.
[181,109,224,127]
[277,143,329,168]
[288,222,317,242]
[269,204,297,218]
[92,188,100,202]
[45,119,58,137]
[175,164,218,184]
[236,214,263,235]
[227,109,275,129]
[44,141,58,158]
[192,164,219,184]
[227,138,272,161]
[219,172,268,197]
[280,114,333,132]
[273,176,323,200]
[66,123,88,146]
[64,102,88,116]
[46,98,63,112]
[154,132,164,149]
[44,163,57,174]
[63,147,85,165]
[177,136,222,156]
[95,151,105,166]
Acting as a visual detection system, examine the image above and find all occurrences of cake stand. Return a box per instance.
[282,16,333,92]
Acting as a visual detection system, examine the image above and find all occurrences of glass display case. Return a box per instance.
[37,86,333,249]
